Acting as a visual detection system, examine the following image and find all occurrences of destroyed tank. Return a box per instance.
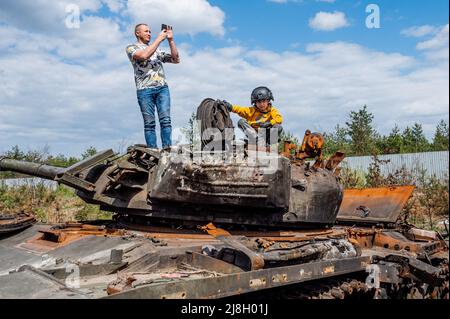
[0,99,345,229]
[0,99,448,300]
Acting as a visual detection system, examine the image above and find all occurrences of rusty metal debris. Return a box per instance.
[35,223,127,245]
[0,212,36,235]
[0,191,448,299]
[200,223,231,238]
[338,186,416,225]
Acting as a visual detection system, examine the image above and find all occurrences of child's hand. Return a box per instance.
[220,100,233,112]
[259,122,271,128]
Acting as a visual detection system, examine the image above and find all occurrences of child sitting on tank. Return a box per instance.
[221,86,284,148]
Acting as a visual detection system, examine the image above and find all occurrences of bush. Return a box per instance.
[0,182,112,223]
[339,166,366,189]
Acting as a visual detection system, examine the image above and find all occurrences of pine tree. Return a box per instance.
[379,125,403,154]
[412,123,430,151]
[5,145,25,160]
[432,120,449,151]
[345,105,378,156]
[180,112,200,152]
[401,126,414,153]
[81,146,98,160]
[323,124,349,156]
[401,123,430,153]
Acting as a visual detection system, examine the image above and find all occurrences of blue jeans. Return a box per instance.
[136,85,172,149]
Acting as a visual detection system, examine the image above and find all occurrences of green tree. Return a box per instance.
[47,154,79,167]
[432,120,449,151]
[3,145,51,163]
[279,131,300,146]
[323,124,350,156]
[180,112,200,152]
[377,125,403,154]
[4,145,25,160]
[401,123,430,153]
[401,126,414,153]
[81,146,98,160]
[345,105,378,156]
[278,130,301,154]
[411,123,430,152]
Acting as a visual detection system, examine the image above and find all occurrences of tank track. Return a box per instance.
[401,259,449,299]
[243,274,375,300]
[240,262,449,300]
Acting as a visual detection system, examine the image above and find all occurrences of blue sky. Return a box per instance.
[0,0,448,156]
[186,0,449,55]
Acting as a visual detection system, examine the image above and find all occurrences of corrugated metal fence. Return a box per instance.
[0,177,58,189]
[342,151,449,181]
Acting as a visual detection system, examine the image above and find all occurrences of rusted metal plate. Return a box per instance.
[325,152,345,172]
[16,223,128,253]
[373,231,447,256]
[337,186,415,224]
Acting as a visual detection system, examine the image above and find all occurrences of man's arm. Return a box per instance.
[166,29,180,63]
[132,31,168,61]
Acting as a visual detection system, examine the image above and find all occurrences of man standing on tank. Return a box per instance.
[126,24,180,150]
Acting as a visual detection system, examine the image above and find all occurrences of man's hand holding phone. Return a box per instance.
[156,28,168,43]
[160,24,179,63]
[161,24,174,41]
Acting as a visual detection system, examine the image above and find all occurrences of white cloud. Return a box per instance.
[417,24,449,51]
[1,18,448,156]
[416,24,449,62]
[0,14,128,69]
[0,0,224,37]
[102,0,126,12]
[268,0,326,3]
[401,25,437,38]
[0,2,448,157]
[267,0,302,3]
[309,11,349,31]
[126,0,226,37]
[0,0,103,33]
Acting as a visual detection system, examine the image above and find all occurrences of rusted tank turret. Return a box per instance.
[0,149,343,229]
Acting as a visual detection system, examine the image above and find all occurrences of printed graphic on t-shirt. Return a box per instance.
[126,44,172,90]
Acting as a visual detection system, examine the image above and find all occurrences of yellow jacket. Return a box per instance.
[231,105,283,129]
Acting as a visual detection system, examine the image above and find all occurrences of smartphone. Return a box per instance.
[161,24,168,31]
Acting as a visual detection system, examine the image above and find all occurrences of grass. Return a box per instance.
[0,181,112,223]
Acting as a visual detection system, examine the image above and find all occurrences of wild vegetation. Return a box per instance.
[0,145,112,222]
[322,105,449,157]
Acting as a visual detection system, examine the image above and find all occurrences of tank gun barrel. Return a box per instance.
[1,150,115,193]
[0,158,65,180]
